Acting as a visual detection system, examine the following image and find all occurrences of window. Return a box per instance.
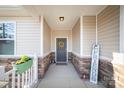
[0,22,16,55]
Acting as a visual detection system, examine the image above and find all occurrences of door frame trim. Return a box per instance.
[55,36,68,63]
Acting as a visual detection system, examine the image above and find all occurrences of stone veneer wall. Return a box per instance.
[0,52,71,80]
[38,53,52,79]
[112,64,124,87]
[71,53,91,79]
[1,52,124,88]
[71,52,124,88]
[99,59,124,88]
[0,53,52,87]
[68,52,72,62]
[0,58,19,72]
[0,57,22,88]
[51,52,55,63]
[98,59,114,87]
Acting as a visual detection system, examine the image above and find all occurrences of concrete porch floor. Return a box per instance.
[37,62,105,88]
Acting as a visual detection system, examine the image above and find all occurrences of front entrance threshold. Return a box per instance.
[56,62,67,65]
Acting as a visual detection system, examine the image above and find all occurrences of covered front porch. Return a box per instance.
[0,5,124,88]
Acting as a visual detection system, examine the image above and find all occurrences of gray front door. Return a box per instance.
[56,38,67,63]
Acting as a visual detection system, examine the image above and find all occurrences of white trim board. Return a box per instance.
[80,16,83,57]
[100,56,112,61]
[0,54,41,58]
[120,6,124,53]
[55,36,68,63]
[40,16,44,57]
[43,51,52,58]
[71,52,112,62]
[14,21,17,55]
[71,51,81,58]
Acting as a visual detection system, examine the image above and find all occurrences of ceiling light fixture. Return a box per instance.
[59,17,64,21]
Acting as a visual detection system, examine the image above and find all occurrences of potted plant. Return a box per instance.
[13,55,33,74]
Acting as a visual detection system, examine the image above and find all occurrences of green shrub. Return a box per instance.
[21,55,30,62]
[16,55,31,65]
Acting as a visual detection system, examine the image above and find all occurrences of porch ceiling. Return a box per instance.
[0,5,107,30]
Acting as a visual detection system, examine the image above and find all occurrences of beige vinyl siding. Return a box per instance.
[51,30,72,52]
[43,19,51,55]
[83,16,96,56]
[98,6,120,58]
[0,17,41,55]
[72,18,80,55]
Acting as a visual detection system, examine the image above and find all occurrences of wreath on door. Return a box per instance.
[58,41,64,48]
